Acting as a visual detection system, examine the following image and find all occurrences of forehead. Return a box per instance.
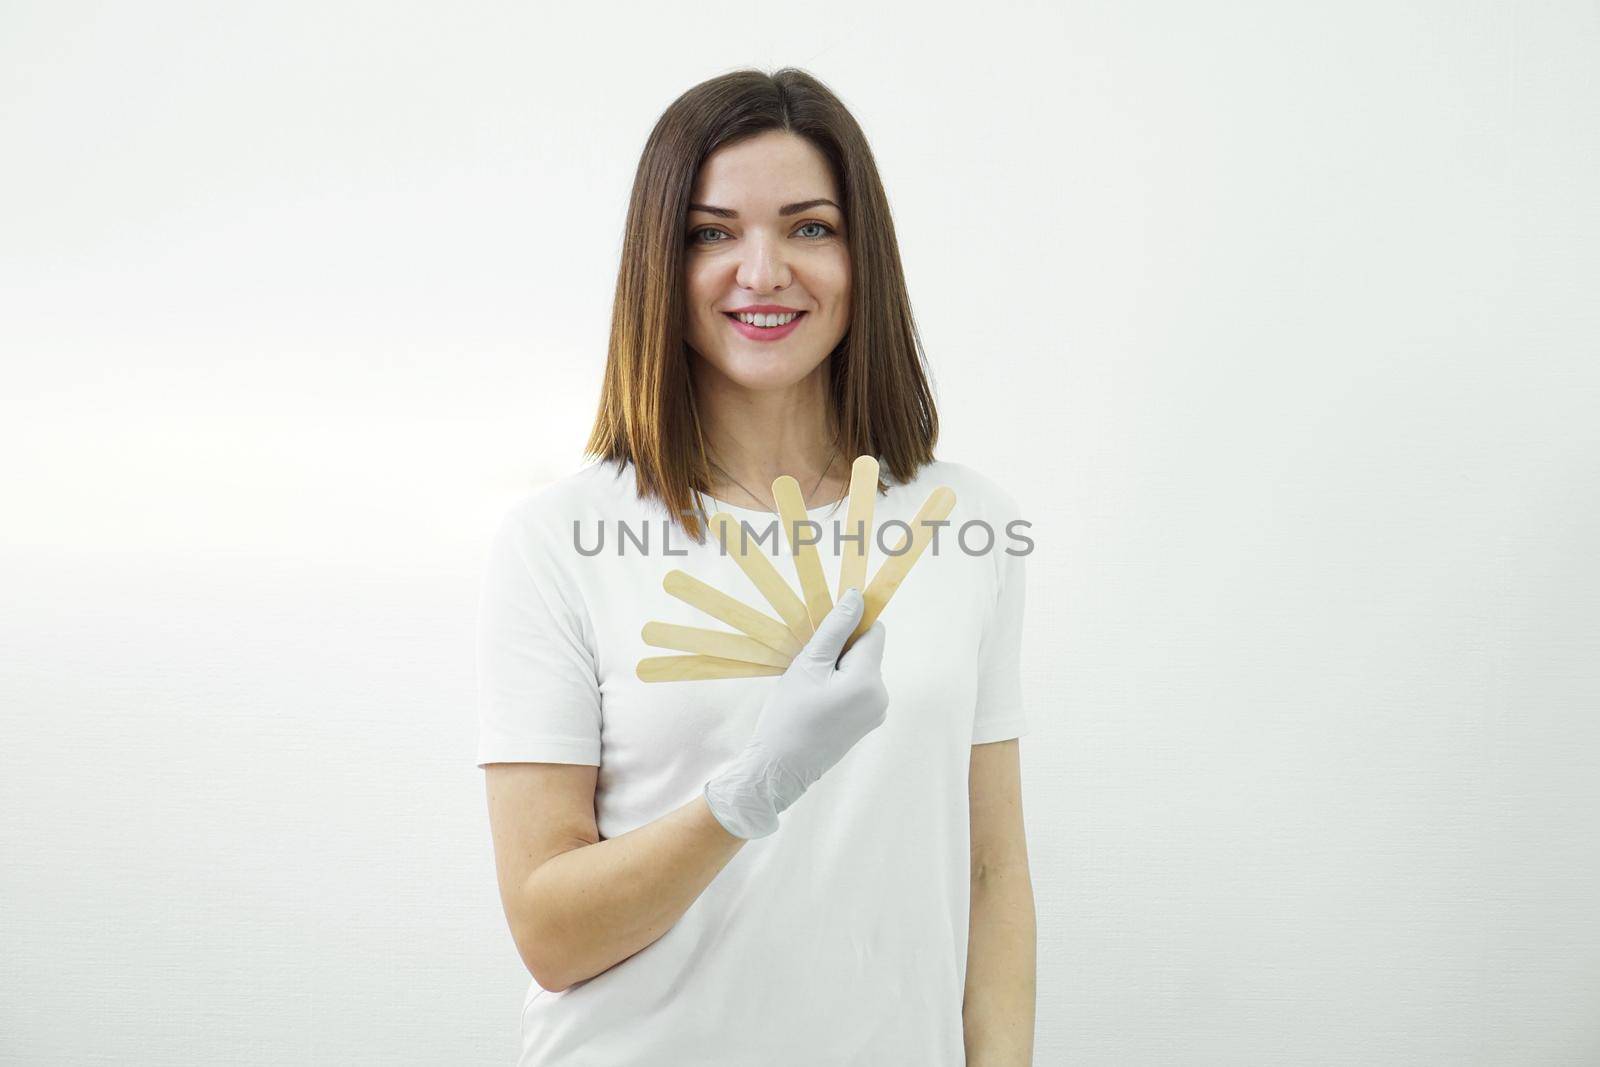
[690,131,839,207]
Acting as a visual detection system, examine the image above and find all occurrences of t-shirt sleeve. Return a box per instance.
[971,487,1030,745]
[475,503,603,767]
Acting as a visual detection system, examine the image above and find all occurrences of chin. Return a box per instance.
[725,359,815,390]
[694,347,823,386]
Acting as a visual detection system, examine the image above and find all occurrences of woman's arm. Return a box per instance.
[484,596,888,993]
[485,762,745,992]
[963,738,1037,1065]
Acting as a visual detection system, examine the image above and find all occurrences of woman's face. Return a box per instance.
[683,130,851,392]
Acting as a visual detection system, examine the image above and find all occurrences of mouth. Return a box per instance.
[723,310,806,342]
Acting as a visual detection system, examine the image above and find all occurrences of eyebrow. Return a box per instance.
[687,198,841,219]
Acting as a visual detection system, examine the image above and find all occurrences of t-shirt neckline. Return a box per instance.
[699,491,850,518]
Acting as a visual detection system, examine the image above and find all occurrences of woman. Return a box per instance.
[478,68,1036,1065]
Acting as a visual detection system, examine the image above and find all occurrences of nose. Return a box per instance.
[734,230,792,293]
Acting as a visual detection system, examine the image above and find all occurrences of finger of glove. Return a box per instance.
[836,618,886,679]
[799,587,864,670]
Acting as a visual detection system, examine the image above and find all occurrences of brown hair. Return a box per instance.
[583,67,940,542]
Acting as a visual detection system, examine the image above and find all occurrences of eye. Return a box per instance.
[687,221,838,245]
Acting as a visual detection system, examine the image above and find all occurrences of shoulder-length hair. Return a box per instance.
[582,67,939,542]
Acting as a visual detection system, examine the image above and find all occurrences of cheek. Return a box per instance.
[684,267,708,303]
[684,272,718,323]
[827,254,851,309]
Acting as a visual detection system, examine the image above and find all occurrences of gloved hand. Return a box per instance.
[703,586,890,839]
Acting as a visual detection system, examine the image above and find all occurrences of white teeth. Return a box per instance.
[734,311,799,327]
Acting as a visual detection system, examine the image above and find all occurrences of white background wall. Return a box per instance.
[3,2,1596,1063]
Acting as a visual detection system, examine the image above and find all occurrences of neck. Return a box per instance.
[692,361,844,506]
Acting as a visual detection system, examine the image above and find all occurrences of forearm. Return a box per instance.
[963,863,1037,1066]
[519,794,745,990]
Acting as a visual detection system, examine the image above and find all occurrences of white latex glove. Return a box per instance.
[703,586,890,840]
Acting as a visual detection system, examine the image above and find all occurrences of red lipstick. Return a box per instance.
[723,308,806,342]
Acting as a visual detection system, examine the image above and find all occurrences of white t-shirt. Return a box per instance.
[476,456,1030,1066]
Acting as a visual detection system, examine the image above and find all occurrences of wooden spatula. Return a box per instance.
[662,568,802,658]
[636,654,787,682]
[837,455,879,601]
[843,485,956,654]
[709,511,814,643]
[640,621,792,668]
[773,474,834,632]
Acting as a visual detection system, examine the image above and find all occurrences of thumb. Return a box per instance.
[836,617,885,678]
[800,587,864,669]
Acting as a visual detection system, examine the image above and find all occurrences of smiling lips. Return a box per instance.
[724,310,807,341]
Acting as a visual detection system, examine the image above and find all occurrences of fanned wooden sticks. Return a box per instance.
[635,455,956,682]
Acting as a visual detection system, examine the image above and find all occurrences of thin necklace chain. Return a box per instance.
[708,435,841,514]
